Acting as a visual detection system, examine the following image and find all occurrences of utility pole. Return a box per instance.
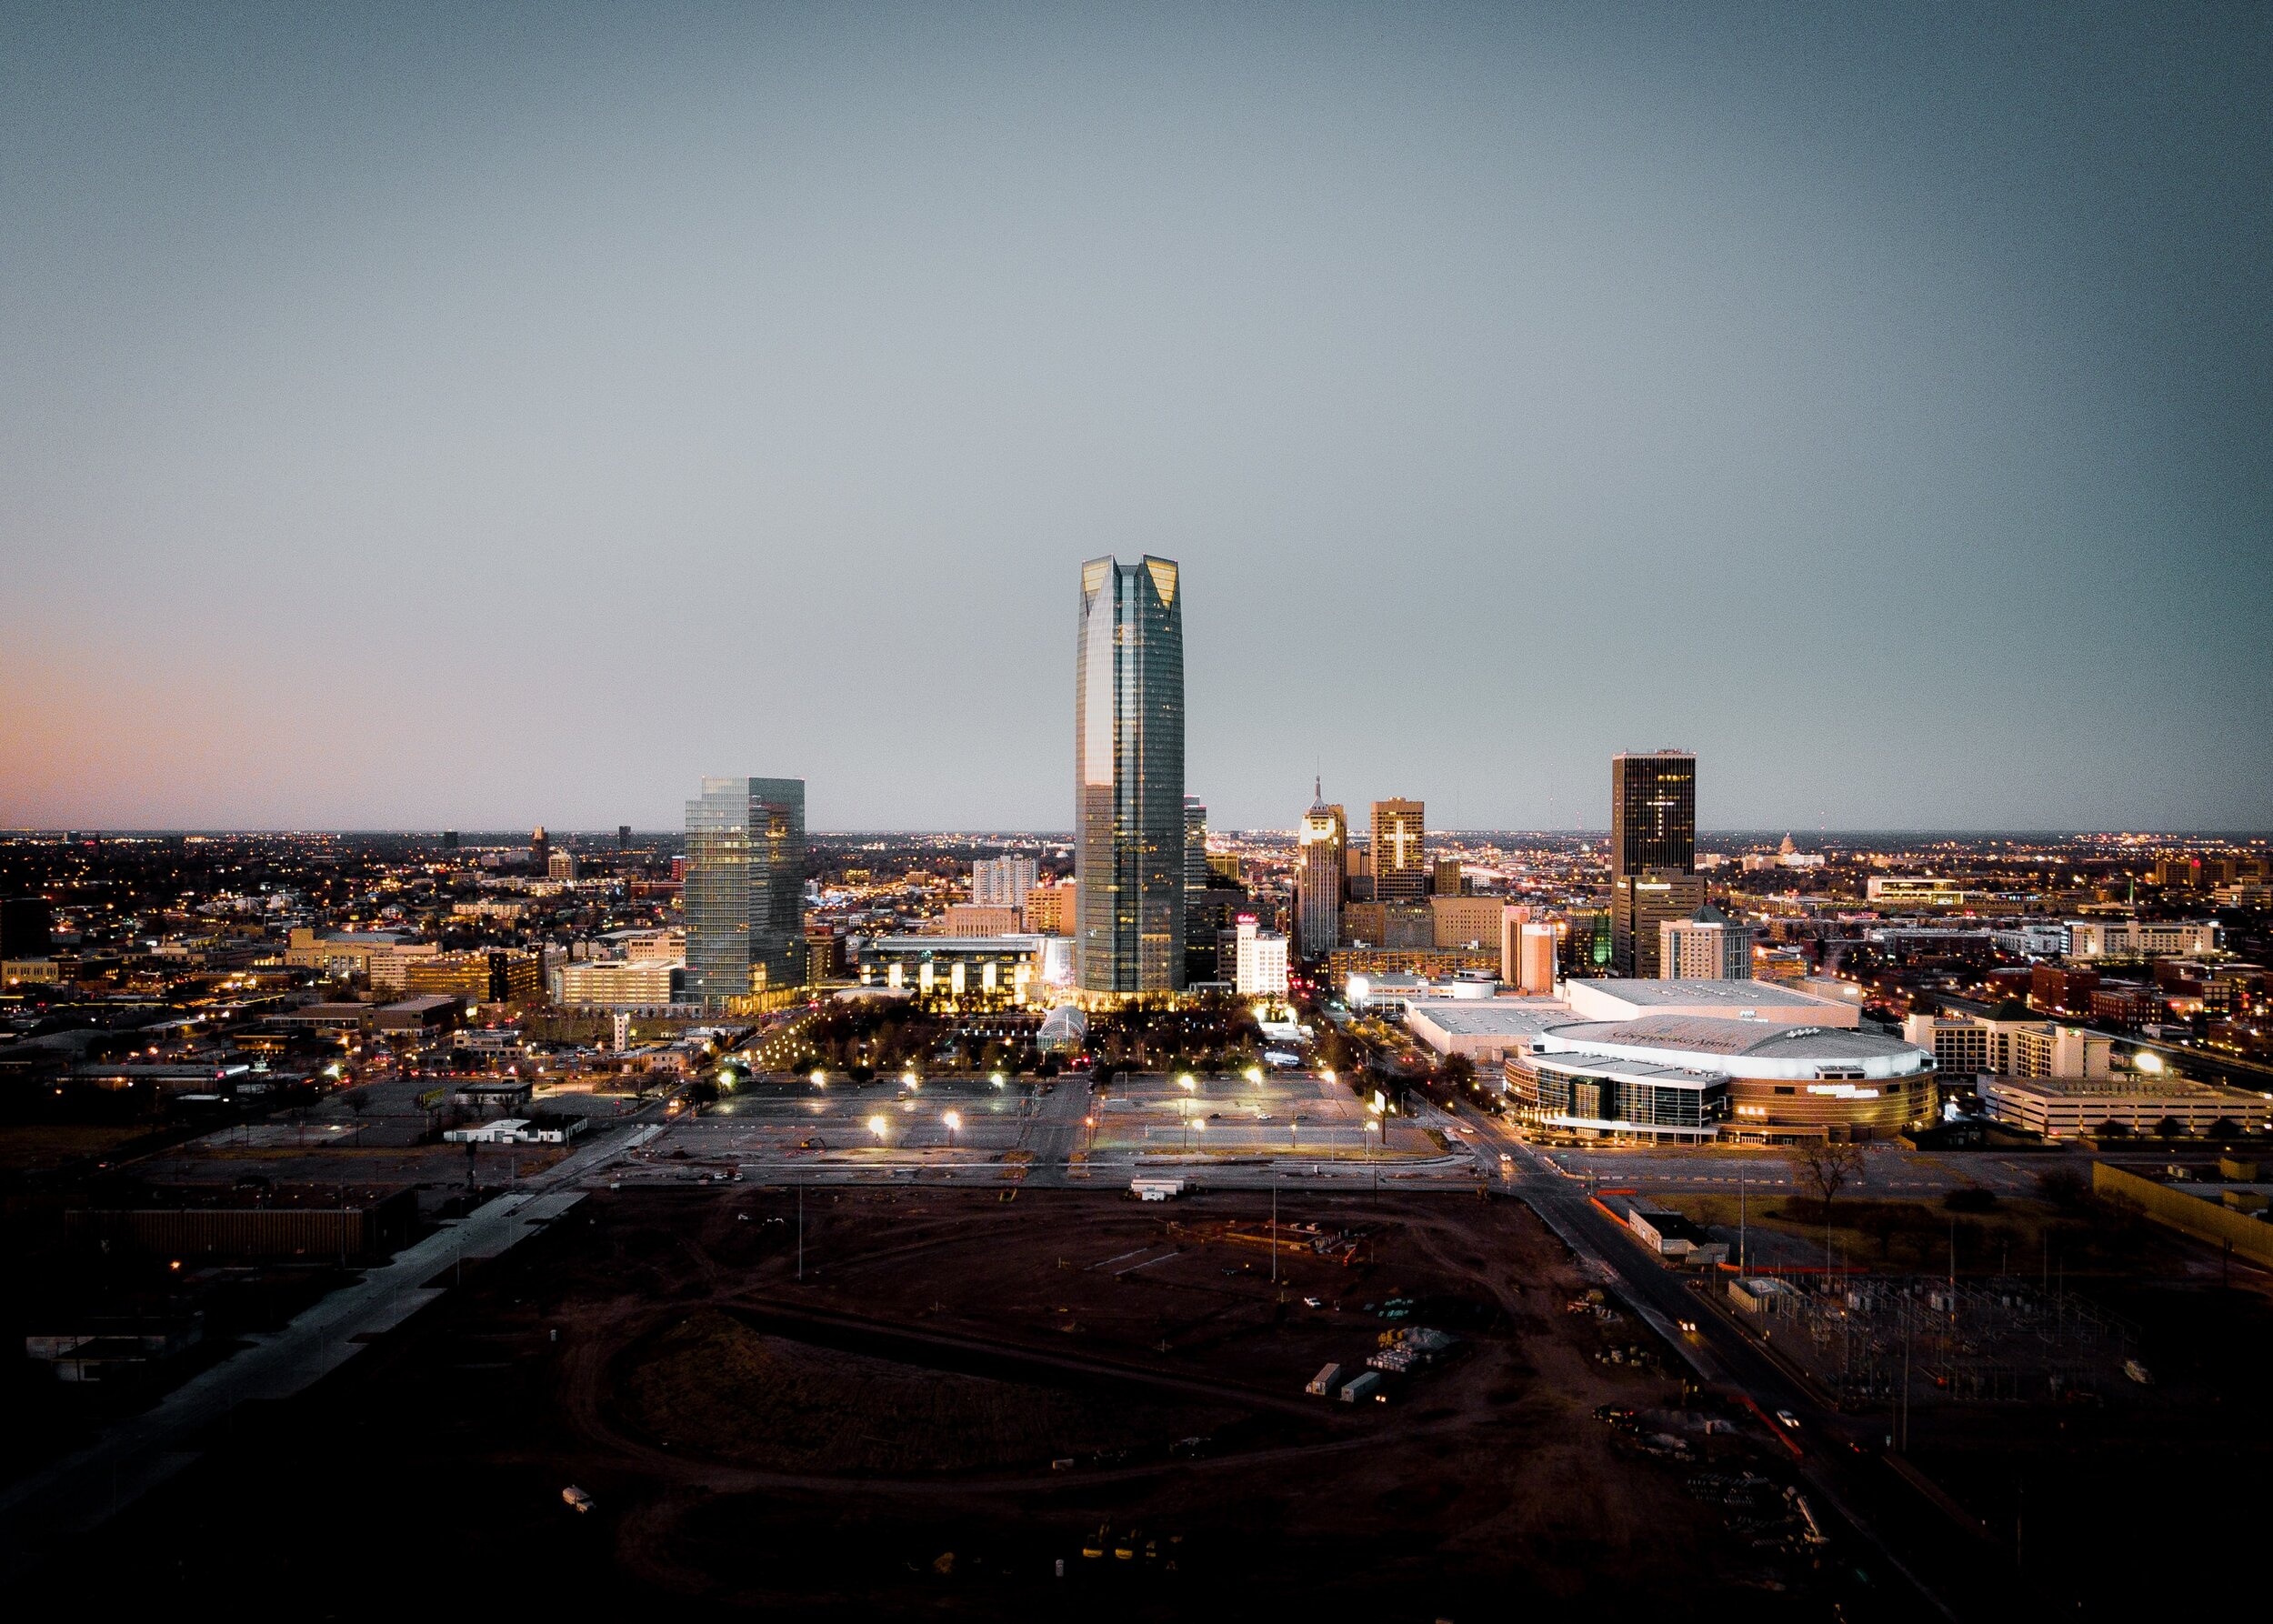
[1270,1182,1278,1287]
[796,1181,805,1282]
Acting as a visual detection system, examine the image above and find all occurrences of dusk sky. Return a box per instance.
[3,3,2268,833]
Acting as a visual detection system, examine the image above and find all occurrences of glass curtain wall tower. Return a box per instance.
[685,776,807,1007]
[1076,556,1186,993]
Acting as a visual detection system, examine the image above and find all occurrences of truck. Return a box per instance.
[1306,1361,1343,1397]
[1130,1177,1186,1201]
[1339,1369,1384,1403]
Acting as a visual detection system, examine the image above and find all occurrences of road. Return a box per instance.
[0,1117,666,1580]
[1442,1107,2036,1622]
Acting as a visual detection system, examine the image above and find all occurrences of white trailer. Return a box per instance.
[1131,1177,1187,1201]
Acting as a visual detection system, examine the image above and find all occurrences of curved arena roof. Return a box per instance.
[1536,1014,1932,1081]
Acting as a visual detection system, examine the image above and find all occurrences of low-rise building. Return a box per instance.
[2066,918,2222,959]
[1234,917,1289,998]
[557,957,683,1009]
[1899,1007,2111,1079]
[1562,978,1860,1028]
[1021,879,1077,936]
[374,994,460,1033]
[1978,1076,2268,1139]
[934,905,1023,937]
[856,934,1070,1006]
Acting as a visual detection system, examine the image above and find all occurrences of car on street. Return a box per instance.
[1775,1409,1801,1430]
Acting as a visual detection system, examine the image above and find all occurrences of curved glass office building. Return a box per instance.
[1076,556,1185,994]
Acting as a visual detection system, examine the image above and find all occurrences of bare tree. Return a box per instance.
[1787,1139,1868,1274]
[1787,1139,1867,1218]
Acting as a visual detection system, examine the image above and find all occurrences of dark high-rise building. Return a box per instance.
[685,777,807,1007]
[1610,751,1697,878]
[2,897,54,959]
[1608,750,1700,977]
[529,826,551,872]
[1183,797,1209,899]
[441,830,458,850]
[1371,799,1427,902]
[1076,556,1185,993]
[1182,797,1213,985]
[617,824,632,850]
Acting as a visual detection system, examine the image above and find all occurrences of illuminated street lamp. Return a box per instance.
[867,1114,888,1144]
[1319,1068,1337,1086]
[990,1071,1006,1088]
[1363,1116,1380,1188]
[902,1071,920,1091]
[811,1068,827,1088]
[1244,1066,1263,1086]
[943,1109,960,1149]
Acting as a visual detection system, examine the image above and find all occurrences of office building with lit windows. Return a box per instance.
[1297,781,1345,958]
[1658,904,1751,979]
[1610,751,1696,877]
[1371,799,1427,902]
[684,776,807,1008]
[1075,556,1185,994]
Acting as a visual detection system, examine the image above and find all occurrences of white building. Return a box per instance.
[972,857,1039,909]
[1234,917,1289,998]
[1990,923,2070,957]
[1561,978,1861,1028]
[1657,905,1751,980]
[1900,1010,2110,1079]
[556,958,682,1009]
[2066,919,2221,959]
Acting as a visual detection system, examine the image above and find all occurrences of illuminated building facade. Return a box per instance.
[1075,556,1185,993]
[685,776,807,1007]
[1371,799,1427,902]
[1296,781,1345,958]
[1610,751,1696,878]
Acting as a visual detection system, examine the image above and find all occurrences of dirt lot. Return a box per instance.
[27,1188,1866,1620]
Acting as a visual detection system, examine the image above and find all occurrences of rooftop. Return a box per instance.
[1565,978,1847,1010]
[1403,1000,1577,1038]
[1980,1075,2241,1101]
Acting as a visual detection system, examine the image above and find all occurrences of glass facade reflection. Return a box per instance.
[1076,556,1185,993]
[685,776,806,1008]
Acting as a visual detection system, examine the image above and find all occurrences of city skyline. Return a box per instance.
[5,11,2268,1616]
[4,7,2268,832]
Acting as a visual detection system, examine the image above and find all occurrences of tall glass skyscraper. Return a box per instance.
[684,776,806,1007]
[1076,556,1185,993]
